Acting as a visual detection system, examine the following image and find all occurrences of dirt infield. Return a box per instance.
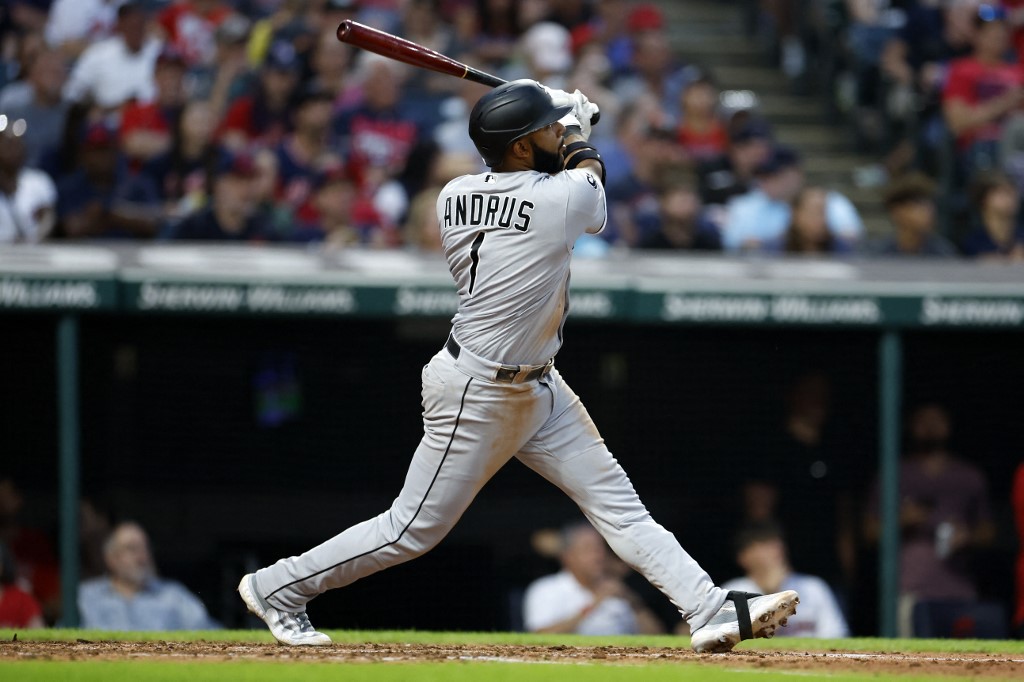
[3,639,1023,677]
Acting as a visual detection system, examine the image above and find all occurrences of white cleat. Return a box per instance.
[238,573,331,646]
[690,589,799,654]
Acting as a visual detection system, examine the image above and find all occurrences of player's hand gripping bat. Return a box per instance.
[336,20,599,126]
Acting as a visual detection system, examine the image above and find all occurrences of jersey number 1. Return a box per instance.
[468,232,485,295]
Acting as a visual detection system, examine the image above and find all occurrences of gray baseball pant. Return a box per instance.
[252,346,727,630]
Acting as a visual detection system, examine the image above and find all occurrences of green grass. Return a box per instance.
[2,629,1023,681]
[0,660,988,682]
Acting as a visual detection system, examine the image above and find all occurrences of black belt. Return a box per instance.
[445,335,552,383]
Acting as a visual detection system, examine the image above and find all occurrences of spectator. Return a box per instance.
[674,75,728,164]
[782,186,853,255]
[472,0,524,70]
[433,66,492,159]
[1013,461,1024,637]
[187,13,254,115]
[513,22,574,90]
[636,180,721,251]
[308,26,352,104]
[157,0,233,69]
[335,54,420,228]
[79,498,113,581]
[870,171,958,257]
[742,372,856,589]
[943,4,1024,176]
[78,521,219,630]
[402,184,443,252]
[611,9,693,126]
[218,39,301,151]
[62,1,163,111]
[0,541,44,629]
[0,474,59,624]
[141,99,223,222]
[44,0,119,59]
[963,169,1024,258]
[167,149,273,241]
[605,113,688,246]
[523,521,664,635]
[723,146,863,252]
[56,121,160,239]
[0,48,69,168]
[0,116,57,243]
[845,0,908,139]
[292,164,363,245]
[865,403,996,634]
[120,48,188,165]
[697,118,774,208]
[722,522,849,638]
[274,83,342,228]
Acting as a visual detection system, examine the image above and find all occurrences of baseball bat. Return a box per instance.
[336,20,504,87]
[336,20,599,125]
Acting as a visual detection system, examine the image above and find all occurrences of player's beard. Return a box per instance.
[530,141,564,175]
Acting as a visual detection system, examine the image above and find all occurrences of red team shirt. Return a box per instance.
[943,56,1024,148]
[0,585,42,628]
[158,2,233,66]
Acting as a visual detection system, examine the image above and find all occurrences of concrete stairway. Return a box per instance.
[657,0,888,234]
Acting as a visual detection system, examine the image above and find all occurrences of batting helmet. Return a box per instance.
[469,79,572,168]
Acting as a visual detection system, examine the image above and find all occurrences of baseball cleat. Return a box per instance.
[690,589,799,654]
[238,573,331,646]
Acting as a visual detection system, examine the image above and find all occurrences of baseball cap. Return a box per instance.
[730,119,773,145]
[628,4,664,32]
[217,149,258,178]
[753,145,801,176]
[314,163,357,190]
[156,46,186,68]
[325,0,360,10]
[81,121,117,148]
[264,40,300,72]
[521,22,573,74]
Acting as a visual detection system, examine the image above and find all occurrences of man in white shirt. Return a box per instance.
[0,117,57,243]
[523,522,665,635]
[63,1,162,110]
[45,0,121,59]
[722,521,849,639]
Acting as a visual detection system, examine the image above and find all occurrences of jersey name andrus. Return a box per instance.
[441,193,535,232]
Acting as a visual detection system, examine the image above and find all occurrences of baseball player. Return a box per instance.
[238,79,799,653]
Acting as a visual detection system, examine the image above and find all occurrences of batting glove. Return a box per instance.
[567,90,600,128]
[558,111,589,140]
[540,84,573,108]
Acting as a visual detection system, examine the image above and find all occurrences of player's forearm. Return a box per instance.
[562,132,604,178]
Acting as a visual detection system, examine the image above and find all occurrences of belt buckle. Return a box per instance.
[512,365,534,383]
[495,365,518,383]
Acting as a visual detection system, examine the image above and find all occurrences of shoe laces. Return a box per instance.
[294,611,316,633]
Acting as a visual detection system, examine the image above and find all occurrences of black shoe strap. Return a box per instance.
[726,590,761,641]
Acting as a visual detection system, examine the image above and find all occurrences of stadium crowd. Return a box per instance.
[0,0,1020,258]
[775,0,1024,258]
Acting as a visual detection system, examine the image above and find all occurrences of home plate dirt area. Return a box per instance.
[3,640,1023,677]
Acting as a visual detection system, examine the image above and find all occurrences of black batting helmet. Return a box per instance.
[469,79,572,168]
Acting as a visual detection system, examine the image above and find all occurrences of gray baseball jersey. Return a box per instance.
[250,165,728,633]
[439,168,605,366]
